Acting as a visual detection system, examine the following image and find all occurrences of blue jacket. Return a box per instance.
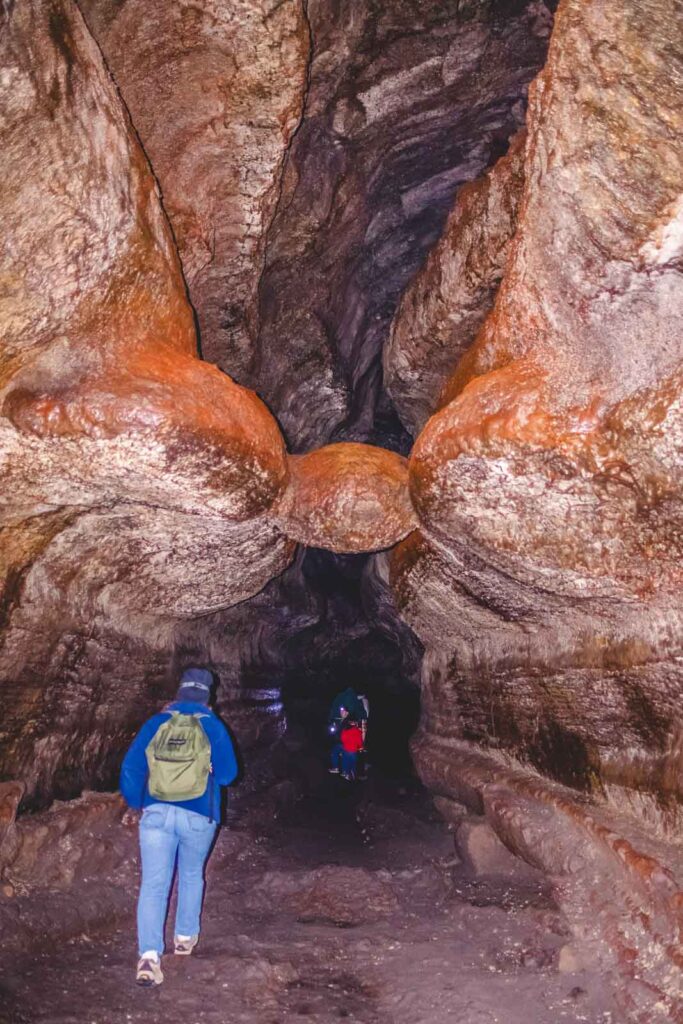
[119,701,238,822]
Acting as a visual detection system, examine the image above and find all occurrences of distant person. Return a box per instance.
[339,718,364,780]
[327,686,367,737]
[120,667,238,987]
[329,717,364,779]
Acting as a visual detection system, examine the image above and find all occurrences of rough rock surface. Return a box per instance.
[453,816,536,877]
[0,782,24,854]
[275,443,415,553]
[0,781,617,1023]
[414,735,683,1024]
[256,0,553,450]
[246,865,399,923]
[389,0,683,1018]
[403,0,683,803]
[1,1,681,1019]
[0,0,294,805]
[0,0,430,808]
[0,790,127,891]
[384,129,527,436]
[78,0,310,380]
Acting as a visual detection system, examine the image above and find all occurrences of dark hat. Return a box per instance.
[177,666,213,704]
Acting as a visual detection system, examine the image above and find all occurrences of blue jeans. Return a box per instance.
[137,803,217,956]
[330,745,357,776]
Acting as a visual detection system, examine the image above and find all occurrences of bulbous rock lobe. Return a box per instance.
[274,443,416,554]
[396,1,683,1014]
[77,0,310,381]
[4,349,289,522]
[409,0,683,597]
[0,0,297,803]
[0,0,290,523]
[385,129,527,437]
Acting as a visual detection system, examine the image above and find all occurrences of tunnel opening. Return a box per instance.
[173,544,425,804]
[275,548,422,782]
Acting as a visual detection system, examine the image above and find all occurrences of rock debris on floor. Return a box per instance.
[0,781,618,1024]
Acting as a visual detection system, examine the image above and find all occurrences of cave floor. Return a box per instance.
[1,779,617,1024]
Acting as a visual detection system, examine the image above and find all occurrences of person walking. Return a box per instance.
[339,717,364,780]
[120,667,238,987]
[327,686,367,736]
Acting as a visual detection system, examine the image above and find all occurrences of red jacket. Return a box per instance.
[341,725,363,754]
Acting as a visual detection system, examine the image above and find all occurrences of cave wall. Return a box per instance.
[393,0,683,833]
[0,0,418,806]
[2,0,682,1014]
[386,0,683,1015]
[384,126,527,436]
[255,0,552,450]
[0,0,300,804]
[77,0,310,382]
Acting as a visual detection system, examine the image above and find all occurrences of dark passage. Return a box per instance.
[278,549,422,781]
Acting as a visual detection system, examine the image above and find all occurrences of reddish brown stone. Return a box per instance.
[390,2,683,1016]
[0,0,294,804]
[275,443,415,554]
[0,791,126,888]
[255,1,551,449]
[1,0,290,523]
[413,733,683,1023]
[246,865,398,924]
[0,782,24,855]
[411,0,683,598]
[400,0,683,773]
[411,0,683,596]
[385,130,527,437]
[78,0,310,380]
[4,349,289,521]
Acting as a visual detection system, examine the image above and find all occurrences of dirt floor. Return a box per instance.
[0,777,619,1024]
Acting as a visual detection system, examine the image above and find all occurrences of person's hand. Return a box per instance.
[122,808,140,828]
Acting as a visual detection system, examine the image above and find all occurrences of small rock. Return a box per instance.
[455,819,525,876]
[568,986,586,1000]
[558,944,584,974]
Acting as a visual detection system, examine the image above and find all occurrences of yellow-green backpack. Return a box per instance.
[145,711,211,802]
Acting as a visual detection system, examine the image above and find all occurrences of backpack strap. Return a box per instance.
[192,713,214,823]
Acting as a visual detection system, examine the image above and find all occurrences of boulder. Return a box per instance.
[275,443,415,553]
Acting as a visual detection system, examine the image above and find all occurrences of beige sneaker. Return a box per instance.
[136,954,163,986]
[174,934,198,956]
